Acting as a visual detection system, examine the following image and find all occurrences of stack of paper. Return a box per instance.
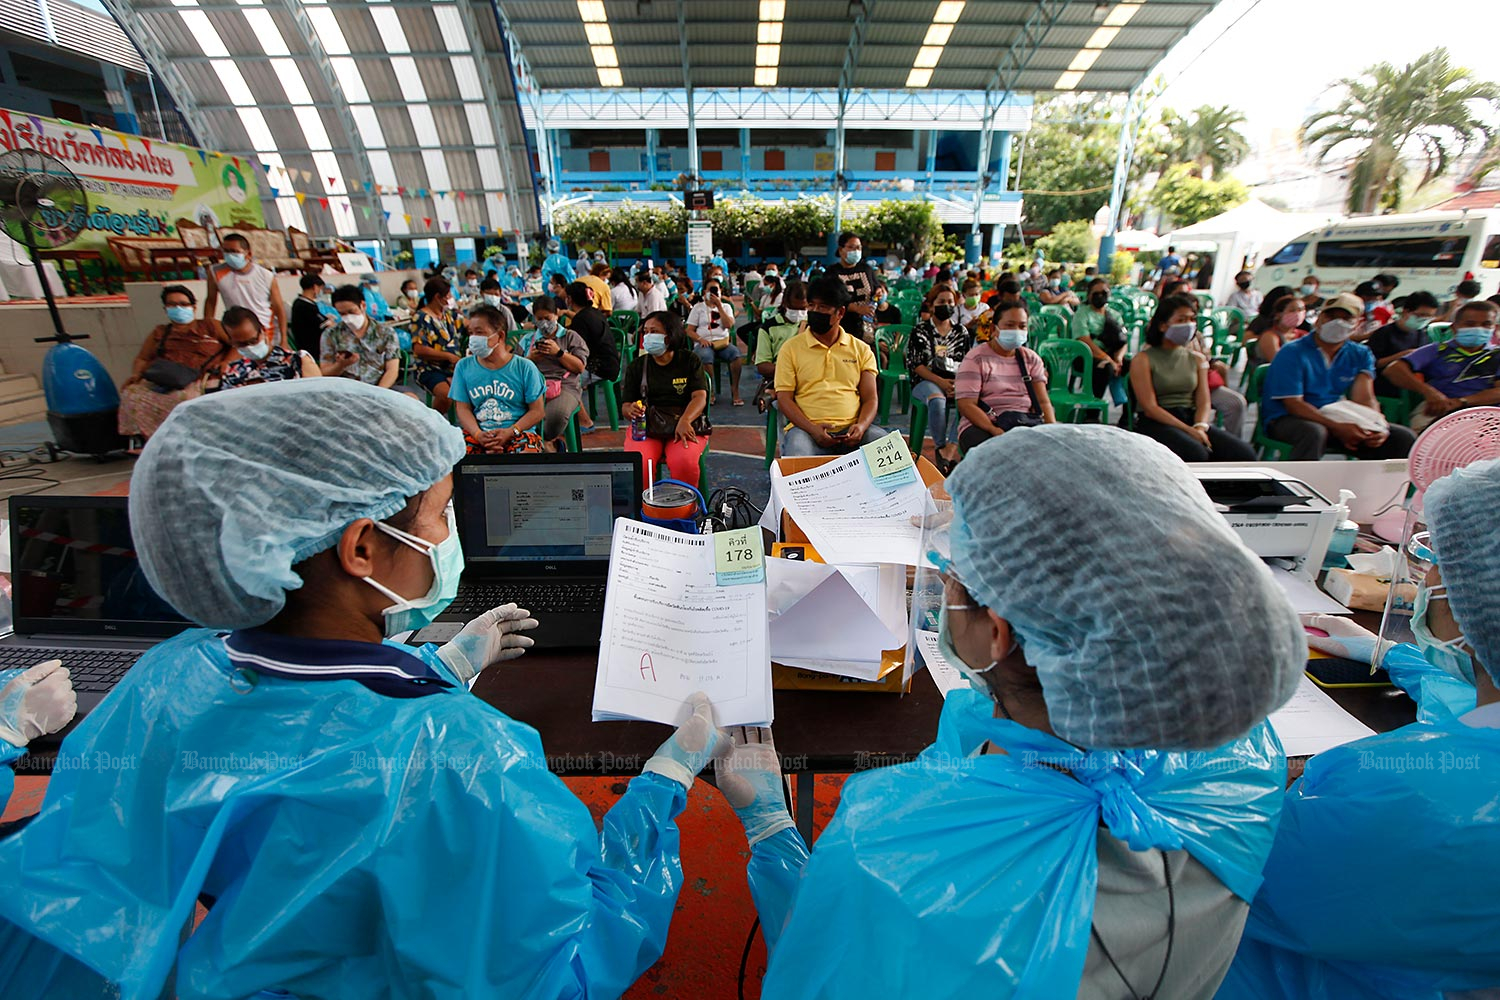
[1269,675,1377,757]
[766,558,907,680]
[769,449,929,566]
[592,520,773,727]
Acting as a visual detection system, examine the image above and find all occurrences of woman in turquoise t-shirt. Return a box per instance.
[450,304,546,454]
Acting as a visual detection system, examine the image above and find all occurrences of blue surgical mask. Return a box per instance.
[165,305,195,325]
[642,333,668,356]
[482,294,503,307]
[363,509,464,636]
[468,334,493,359]
[842,249,862,266]
[996,329,1026,351]
[1299,283,1317,297]
[1411,581,1475,685]
[1454,326,1493,349]
[223,252,248,270]
[1400,314,1432,333]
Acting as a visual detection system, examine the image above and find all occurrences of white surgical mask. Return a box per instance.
[342,312,368,331]
[238,340,270,361]
[784,308,807,324]
[1316,318,1354,345]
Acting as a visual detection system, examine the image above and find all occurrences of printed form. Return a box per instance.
[772,449,928,565]
[593,519,772,726]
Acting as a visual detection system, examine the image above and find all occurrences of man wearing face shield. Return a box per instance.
[718,426,1305,998]
[1261,292,1417,460]
[0,380,734,999]
[1219,455,1500,999]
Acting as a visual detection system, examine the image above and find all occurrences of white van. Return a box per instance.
[1254,210,1500,303]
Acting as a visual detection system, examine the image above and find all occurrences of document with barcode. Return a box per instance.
[592,519,772,726]
[772,449,929,565]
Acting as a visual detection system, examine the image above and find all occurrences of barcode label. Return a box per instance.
[572,489,585,502]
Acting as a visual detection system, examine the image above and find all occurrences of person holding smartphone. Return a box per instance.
[774,276,889,456]
[687,279,743,406]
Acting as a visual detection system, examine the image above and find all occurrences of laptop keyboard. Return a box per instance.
[0,646,140,692]
[449,582,607,616]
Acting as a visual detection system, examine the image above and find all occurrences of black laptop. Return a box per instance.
[419,452,642,651]
[2,495,191,718]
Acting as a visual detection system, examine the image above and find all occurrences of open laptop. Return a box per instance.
[424,452,642,651]
[2,495,191,718]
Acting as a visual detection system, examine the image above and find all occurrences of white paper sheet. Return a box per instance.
[1269,565,1350,616]
[772,450,929,565]
[915,630,968,697]
[766,559,905,669]
[593,520,772,726]
[1269,675,1376,757]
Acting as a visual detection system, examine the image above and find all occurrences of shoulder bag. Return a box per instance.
[143,326,206,393]
[641,357,712,440]
[989,350,1046,431]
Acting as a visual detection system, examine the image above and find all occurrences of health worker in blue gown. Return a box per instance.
[0,378,731,1000]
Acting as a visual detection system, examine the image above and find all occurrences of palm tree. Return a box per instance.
[1301,48,1500,215]
[1168,105,1250,180]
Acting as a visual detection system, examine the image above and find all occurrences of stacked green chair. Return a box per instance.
[1037,339,1109,423]
[1247,365,1293,460]
[1428,322,1453,345]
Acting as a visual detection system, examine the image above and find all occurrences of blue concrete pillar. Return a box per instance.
[740,127,751,189]
[645,128,659,184]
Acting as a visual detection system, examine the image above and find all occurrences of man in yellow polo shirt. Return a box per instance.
[774,276,889,456]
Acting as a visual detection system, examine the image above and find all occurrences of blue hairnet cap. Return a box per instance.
[129,379,465,629]
[946,425,1304,751]
[1425,456,1500,686]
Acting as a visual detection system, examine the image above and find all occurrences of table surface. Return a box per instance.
[472,648,1417,777]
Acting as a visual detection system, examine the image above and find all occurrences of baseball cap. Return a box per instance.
[1320,292,1364,318]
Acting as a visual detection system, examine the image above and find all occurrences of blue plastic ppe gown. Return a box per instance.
[362,285,392,322]
[755,689,1287,999]
[1217,663,1500,1000]
[541,252,576,291]
[0,629,692,1000]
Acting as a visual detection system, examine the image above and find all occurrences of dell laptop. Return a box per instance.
[425,452,642,651]
[2,495,191,718]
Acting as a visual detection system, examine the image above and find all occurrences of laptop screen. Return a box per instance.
[453,455,641,571]
[9,497,191,637]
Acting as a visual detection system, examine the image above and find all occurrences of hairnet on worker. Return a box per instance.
[129,378,464,628]
[0,379,734,999]
[946,424,1305,749]
[1424,455,1500,685]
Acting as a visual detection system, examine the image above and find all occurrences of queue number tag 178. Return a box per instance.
[713,528,765,586]
[862,433,918,489]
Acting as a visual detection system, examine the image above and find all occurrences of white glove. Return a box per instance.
[0,660,77,748]
[1302,614,1380,664]
[715,726,796,846]
[643,691,731,791]
[436,603,540,683]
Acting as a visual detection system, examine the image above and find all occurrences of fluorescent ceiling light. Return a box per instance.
[913,45,943,68]
[576,0,606,21]
[597,67,623,86]
[906,67,933,88]
[1055,70,1085,90]
[755,67,778,86]
[584,22,612,45]
[757,21,783,43]
[1104,2,1142,27]
[1068,48,1101,72]
[933,1,965,23]
[923,23,953,46]
[756,44,780,66]
[759,0,785,20]
[591,45,619,67]
[1085,25,1120,49]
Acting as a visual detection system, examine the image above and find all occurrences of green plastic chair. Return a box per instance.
[1248,365,1294,460]
[875,325,913,424]
[1039,303,1074,323]
[565,408,583,452]
[1376,391,1421,427]
[1037,339,1109,423]
[1193,291,1214,313]
[1428,322,1453,345]
[909,394,954,456]
[764,406,778,468]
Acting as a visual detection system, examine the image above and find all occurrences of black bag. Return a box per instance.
[990,351,1046,430]
[142,327,204,392]
[641,359,712,440]
[1098,313,1127,355]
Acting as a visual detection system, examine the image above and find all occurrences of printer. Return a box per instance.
[1192,468,1346,580]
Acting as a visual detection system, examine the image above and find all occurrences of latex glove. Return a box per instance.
[436,603,539,683]
[1302,614,1380,665]
[0,661,77,748]
[715,726,796,846]
[642,691,731,791]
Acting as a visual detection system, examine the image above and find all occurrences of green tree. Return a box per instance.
[1034,219,1095,264]
[1166,105,1250,180]
[1150,163,1248,227]
[1301,47,1500,214]
[850,200,943,262]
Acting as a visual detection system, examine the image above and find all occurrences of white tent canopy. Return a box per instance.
[1167,199,1337,306]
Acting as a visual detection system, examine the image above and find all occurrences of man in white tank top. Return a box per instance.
[206,233,287,348]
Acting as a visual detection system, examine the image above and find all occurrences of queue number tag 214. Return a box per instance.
[713,528,765,586]
[862,433,918,489]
